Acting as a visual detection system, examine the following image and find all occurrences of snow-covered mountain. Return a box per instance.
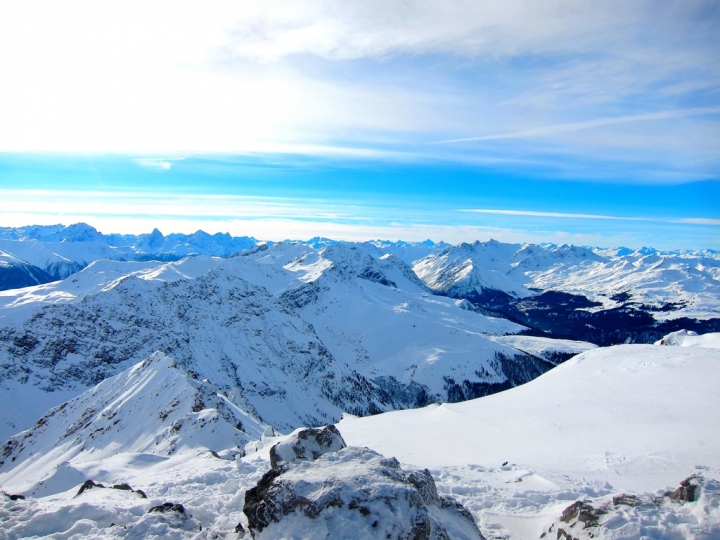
[1,224,719,538]
[3,223,718,346]
[0,259,408,441]
[0,352,268,497]
[0,250,54,290]
[0,241,596,442]
[0,223,258,284]
[414,240,720,344]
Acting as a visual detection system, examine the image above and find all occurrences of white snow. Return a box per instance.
[414,241,720,320]
[0,231,718,539]
[655,329,720,349]
[338,343,720,538]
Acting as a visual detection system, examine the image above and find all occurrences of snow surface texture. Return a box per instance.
[339,342,720,538]
[244,426,484,540]
[1,338,718,539]
[0,241,594,441]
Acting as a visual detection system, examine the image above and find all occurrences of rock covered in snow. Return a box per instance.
[244,427,485,539]
[542,475,720,540]
[655,329,720,349]
[269,425,346,469]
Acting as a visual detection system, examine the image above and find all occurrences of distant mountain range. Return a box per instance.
[1,223,718,343]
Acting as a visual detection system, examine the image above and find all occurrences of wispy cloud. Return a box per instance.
[0,189,717,249]
[678,217,720,226]
[134,158,177,171]
[460,208,654,221]
[460,208,720,226]
[436,107,720,143]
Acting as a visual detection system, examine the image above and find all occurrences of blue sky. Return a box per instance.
[0,1,718,248]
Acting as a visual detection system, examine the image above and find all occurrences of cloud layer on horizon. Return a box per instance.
[1,189,717,250]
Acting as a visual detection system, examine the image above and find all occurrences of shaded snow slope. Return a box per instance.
[0,251,54,292]
[338,344,720,492]
[0,352,267,496]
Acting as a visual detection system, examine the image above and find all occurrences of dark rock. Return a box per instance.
[556,528,578,540]
[76,479,105,497]
[109,483,147,498]
[664,475,700,503]
[2,491,25,500]
[612,494,639,507]
[243,468,282,532]
[148,502,186,514]
[234,522,245,534]
[406,468,441,506]
[560,501,605,528]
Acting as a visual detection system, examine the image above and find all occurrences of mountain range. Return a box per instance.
[0,223,718,538]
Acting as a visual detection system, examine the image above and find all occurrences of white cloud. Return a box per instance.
[460,209,653,221]
[0,1,717,182]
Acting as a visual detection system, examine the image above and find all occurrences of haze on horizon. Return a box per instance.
[0,1,718,249]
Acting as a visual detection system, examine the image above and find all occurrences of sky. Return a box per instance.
[0,1,718,249]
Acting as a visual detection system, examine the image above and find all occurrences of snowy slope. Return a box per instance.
[2,342,716,539]
[414,240,720,319]
[338,343,720,538]
[338,343,720,487]
[0,250,54,291]
[0,352,268,496]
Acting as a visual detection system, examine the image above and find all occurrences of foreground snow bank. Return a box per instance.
[338,344,720,490]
